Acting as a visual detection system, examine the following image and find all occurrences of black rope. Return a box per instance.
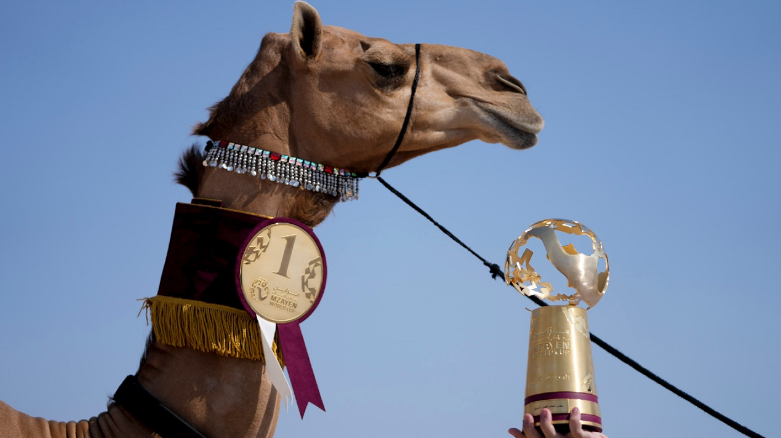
[362,44,421,178]
[376,176,764,438]
[376,175,500,277]
[587,333,763,438]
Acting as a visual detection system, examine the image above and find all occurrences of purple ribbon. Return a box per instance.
[278,321,325,417]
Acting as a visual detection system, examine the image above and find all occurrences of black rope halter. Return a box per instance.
[356,43,422,178]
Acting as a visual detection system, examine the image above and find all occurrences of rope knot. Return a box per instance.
[485,262,504,281]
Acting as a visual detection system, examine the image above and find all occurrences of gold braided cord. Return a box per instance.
[140,296,284,366]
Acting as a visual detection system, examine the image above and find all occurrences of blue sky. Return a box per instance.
[1,1,779,437]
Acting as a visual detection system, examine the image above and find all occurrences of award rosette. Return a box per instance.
[505,219,609,433]
[236,218,327,418]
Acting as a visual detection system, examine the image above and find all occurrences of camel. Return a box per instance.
[0,2,549,437]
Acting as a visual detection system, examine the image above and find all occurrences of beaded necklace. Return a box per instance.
[202,140,360,201]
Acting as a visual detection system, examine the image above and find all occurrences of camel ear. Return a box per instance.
[290,2,322,61]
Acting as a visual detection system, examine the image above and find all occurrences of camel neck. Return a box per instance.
[135,340,280,438]
[197,163,339,227]
[196,165,288,218]
[110,202,282,438]
[0,399,155,438]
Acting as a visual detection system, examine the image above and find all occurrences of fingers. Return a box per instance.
[521,413,542,438]
[568,407,586,438]
[540,408,562,438]
[516,408,600,438]
[568,407,609,438]
[514,408,607,438]
[508,427,525,438]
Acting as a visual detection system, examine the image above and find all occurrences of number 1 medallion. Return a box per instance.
[238,221,326,324]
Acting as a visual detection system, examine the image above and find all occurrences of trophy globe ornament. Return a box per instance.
[505,218,609,308]
[505,219,610,433]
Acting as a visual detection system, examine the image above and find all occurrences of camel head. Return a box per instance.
[187,2,543,225]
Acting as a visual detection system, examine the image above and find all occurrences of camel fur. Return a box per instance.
[0,2,542,437]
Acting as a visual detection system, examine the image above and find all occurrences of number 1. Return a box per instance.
[274,234,297,278]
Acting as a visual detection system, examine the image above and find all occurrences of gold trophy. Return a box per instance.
[505,219,609,433]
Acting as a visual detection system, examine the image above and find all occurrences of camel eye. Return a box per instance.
[369,61,406,78]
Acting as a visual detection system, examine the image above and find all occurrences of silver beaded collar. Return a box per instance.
[202,140,360,201]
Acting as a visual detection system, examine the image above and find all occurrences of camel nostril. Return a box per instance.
[497,74,527,95]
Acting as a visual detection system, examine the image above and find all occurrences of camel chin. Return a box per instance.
[502,129,539,150]
[474,104,543,150]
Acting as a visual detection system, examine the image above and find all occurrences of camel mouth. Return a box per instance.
[506,129,538,150]
[474,102,543,150]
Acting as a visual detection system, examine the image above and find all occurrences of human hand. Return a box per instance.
[508,408,608,438]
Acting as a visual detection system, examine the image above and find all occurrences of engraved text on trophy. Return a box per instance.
[530,327,571,359]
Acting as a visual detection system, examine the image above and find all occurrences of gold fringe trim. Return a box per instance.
[139,296,284,366]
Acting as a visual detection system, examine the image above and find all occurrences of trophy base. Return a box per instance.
[524,306,602,433]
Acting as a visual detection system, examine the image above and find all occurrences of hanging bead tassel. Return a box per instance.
[203,140,361,201]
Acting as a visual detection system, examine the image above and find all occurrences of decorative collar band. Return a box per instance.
[202,140,360,201]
